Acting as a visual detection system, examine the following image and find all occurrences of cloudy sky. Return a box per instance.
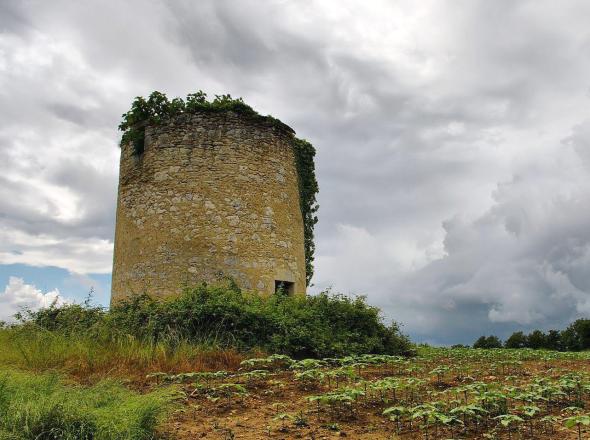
[1,0,590,344]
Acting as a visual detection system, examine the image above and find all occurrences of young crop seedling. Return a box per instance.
[143,347,590,439]
[273,412,293,432]
[564,414,590,440]
[430,366,450,384]
[291,358,326,371]
[383,405,407,433]
[207,383,248,408]
[238,369,269,385]
[294,368,325,390]
[494,414,524,440]
[293,411,309,427]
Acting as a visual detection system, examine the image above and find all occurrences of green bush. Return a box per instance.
[15,302,105,335]
[0,369,175,440]
[22,285,411,359]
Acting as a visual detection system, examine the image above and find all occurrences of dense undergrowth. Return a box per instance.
[0,369,176,440]
[0,284,410,383]
[13,284,411,359]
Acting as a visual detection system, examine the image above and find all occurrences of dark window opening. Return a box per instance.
[275,280,294,295]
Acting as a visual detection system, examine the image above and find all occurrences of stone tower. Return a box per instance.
[111,111,307,303]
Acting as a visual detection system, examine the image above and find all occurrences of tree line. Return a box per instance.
[471,318,590,351]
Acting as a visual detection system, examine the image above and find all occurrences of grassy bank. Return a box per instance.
[0,369,176,440]
[0,326,244,383]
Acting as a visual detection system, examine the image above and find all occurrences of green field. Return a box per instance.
[2,337,590,438]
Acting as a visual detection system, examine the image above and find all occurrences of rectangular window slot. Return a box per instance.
[274,280,294,295]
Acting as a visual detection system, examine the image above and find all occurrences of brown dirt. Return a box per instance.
[157,358,590,440]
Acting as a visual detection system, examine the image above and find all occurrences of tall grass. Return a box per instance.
[1,283,410,381]
[0,369,176,439]
[0,327,244,383]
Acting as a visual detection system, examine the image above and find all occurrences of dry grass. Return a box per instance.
[0,327,247,384]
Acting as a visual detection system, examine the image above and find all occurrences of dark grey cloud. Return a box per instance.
[0,0,29,33]
[1,0,590,342]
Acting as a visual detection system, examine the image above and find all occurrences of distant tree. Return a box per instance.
[574,319,590,350]
[451,344,470,349]
[527,330,547,350]
[505,331,527,349]
[473,335,502,349]
[473,336,487,348]
[486,335,503,349]
[545,329,562,351]
[561,319,590,351]
[561,327,579,351]
[476,320,590,353]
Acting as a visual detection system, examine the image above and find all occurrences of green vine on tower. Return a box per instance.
[119,91,319,286]
[292,138,319,285]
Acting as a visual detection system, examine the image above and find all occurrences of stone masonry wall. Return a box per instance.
[111,111,306,303]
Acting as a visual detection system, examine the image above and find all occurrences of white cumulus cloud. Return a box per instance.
[0,276,70,322]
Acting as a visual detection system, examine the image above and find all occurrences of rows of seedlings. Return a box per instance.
[148,349,590,439]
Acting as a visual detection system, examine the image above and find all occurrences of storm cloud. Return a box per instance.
[1,0,590,343]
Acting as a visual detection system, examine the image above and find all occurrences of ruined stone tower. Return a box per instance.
[111,110,307,302]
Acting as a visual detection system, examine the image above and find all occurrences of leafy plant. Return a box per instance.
[495,414,524,440]
[564,415,590,440]
[272,412,293,432]
[207,383,248,407]
[383,405,407,433]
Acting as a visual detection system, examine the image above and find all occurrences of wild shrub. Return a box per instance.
[15,301,105,335]
[19,284,412,359]
[112,285,412,358]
